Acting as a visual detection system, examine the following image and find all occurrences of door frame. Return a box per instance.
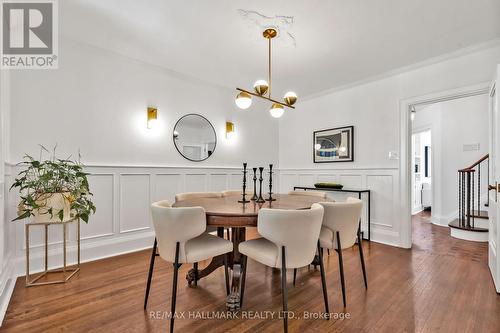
[399,82,491,248]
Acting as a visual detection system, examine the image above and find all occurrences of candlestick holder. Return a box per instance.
[266,164,276,201]
[238,163,250,203]
[251,168,258,201]
[257,167,266,203]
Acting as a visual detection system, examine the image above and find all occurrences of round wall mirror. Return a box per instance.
[173,114,217,162]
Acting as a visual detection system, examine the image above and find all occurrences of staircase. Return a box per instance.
[449,154,489,242]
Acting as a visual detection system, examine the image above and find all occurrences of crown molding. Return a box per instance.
[300,38,500,102]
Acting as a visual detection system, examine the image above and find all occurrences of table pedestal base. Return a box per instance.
[185,227,247,311]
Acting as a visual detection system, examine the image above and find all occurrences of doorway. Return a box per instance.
[399,83,491,248]
[411,128,432,215]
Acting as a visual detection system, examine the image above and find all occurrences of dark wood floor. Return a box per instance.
[2,212,500,332]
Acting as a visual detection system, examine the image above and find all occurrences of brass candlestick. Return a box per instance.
[238,163,250,203]
[257,167,265,203]
[251,168,258,201]
[266,164,276,201]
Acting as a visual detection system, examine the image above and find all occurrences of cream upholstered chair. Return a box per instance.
[174,192,222,201]
[238,204,328,333]
[221,189,253,197]
[288,190,327,199]
[175,192,224,236]
[318,197,366,307]
[144,201,233,333]
[173,192,228,286]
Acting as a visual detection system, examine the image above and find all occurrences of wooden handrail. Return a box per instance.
[458,154,489,172]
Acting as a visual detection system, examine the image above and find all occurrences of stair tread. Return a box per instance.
[467,210,488,219]
[448,219,488,232]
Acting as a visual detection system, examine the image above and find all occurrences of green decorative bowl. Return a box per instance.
[314,182,344,189]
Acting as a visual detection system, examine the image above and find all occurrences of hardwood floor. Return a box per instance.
[2,213,500,332]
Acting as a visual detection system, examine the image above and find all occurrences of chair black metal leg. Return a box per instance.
[358,228,368,289]
[281,246,288,333]
[224,253,230,296]
[327,248,330,256]
[239,255,248,308]
[293,268,297,287]
[170,242,180,333]
[336,231,346,307]
[317,241,330,318]
[144,238,157,309]
[193,262,198,287]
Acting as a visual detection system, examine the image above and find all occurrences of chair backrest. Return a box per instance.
[175,192,222,202]
[258,203,324,268]
[319,197,363,249]
[288,190,327,199]
[222,189,253,197]
[151,201,206,263]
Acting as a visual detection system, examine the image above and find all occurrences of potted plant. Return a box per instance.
[11,146,96,223]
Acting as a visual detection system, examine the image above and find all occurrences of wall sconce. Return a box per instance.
[410,105,416,121]
[226,121,235,139]
[147,107,157,129]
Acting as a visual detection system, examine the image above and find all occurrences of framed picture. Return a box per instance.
[313,126,354,163]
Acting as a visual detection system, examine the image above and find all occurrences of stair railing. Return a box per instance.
[457,154,489,229]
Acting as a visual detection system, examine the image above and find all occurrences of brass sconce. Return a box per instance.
[226,121,235,139]
[147,107,157,129]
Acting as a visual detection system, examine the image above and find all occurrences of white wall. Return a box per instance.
[2,37,279,324]
[9,38,279,167]
[0,70,16,325]
[413,95,489,225]
[279,45,500,246]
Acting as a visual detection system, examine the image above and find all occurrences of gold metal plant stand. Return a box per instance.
[25,218,80,287]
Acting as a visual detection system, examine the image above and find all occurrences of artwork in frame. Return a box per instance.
[313,126,354,163]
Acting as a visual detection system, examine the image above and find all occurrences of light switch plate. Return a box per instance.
[389,151,399,160]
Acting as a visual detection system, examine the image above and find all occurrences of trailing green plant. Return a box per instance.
[10,145,96,222]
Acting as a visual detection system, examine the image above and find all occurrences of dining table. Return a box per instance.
[172,193,330,311]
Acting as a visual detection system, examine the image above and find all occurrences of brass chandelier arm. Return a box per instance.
[268,36,272,99]
[236,88,295,109]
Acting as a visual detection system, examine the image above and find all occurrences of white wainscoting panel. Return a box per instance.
[366,175,395,228]
[279,167,400,246]
[185,174,207,192]
[154,174,183,203]
[82,174,114,240]
[119,174,151,234]
[210,174,228,192]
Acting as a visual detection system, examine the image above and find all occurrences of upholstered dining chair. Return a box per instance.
[238,204,328,333]
[174,192,229,285]
[317,197,366,307]
[288,190,327,199]
[144,201,233,333]
[221,189,254,197]
[174,191,226,237]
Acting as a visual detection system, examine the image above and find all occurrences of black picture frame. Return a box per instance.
[313,126,354,163]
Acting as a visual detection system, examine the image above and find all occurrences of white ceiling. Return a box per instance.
[61,0,500,99]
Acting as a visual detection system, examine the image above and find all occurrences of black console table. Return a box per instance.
[293,186,371,241]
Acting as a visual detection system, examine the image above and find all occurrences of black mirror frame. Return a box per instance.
[172,113,217,162]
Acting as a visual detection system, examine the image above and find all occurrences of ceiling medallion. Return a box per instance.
[235,28,297,118]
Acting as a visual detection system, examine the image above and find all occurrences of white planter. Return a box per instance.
[34,192,71,223]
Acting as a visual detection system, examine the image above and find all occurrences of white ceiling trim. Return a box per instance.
[300,38,500,102]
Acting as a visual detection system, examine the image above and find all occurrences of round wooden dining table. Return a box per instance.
[173,193,329,311]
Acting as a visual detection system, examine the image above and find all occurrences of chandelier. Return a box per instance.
[235,28,297,118]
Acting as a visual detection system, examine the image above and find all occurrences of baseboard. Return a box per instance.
[370,227,402,248]
[0,255,17,327]
[431,211,457,227]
